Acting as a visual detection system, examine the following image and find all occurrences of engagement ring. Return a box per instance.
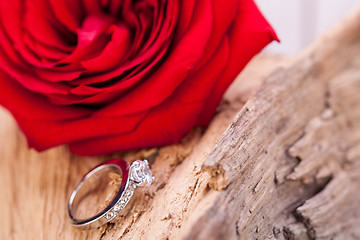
[68,159,154,229]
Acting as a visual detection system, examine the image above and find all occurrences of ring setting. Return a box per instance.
[68,159,154,229]
[104,160,154,221]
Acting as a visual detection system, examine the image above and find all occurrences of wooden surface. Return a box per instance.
[1,8,360,240]
[199,8,360,240]
[0,53,287,240]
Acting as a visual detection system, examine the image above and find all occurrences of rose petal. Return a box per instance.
[24,0,75,52]
[174,0,197,41]
[0,0,279,155]
[81,0,102,15]
[108,0,122,15]
[0,47,71,95]
[80,23,131,71]
[69,101,203,155]
[47,46,169,105]
[67,39,230,155]
[23,32,69,63]
[13,111,148,150]
[34,67,83,82]
[94,0,212,117]
[196,0,279,126]
[0,69,147,149]
[0,70,90,120]
[194,0,237,69]
[60,14,115,64]
[49,0,83,33]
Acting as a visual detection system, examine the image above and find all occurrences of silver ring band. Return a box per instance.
[68,159,154,229]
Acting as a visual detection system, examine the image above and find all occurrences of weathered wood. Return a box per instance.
[1,7,360,240]
[196,8,360,240]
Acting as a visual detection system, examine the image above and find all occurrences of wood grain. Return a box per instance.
[1,8,360,240]
[197,7,360,240]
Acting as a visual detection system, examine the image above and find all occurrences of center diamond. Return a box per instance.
[130,160,154,186]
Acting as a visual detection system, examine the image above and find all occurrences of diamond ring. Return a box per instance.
[68,159,154,229]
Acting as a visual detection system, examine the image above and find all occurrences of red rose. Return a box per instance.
[0,0,277,155]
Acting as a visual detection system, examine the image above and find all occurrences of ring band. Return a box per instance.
[68,159,154,229]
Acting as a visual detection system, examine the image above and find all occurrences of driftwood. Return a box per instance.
[1,7,360,240]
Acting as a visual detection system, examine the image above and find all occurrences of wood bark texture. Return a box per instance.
[1,8,360,240]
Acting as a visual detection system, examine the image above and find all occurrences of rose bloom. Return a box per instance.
[0,0,277,155]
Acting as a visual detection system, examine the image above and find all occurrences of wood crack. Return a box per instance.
[290,175,333,240]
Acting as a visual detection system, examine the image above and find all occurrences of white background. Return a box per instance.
[255,0,360,55]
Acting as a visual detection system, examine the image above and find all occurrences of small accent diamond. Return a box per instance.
[118,202,126,209]
[113,204,122,212]
[128,182,136,191]
[120,197,128,204]
[105,211,115,220]
[125,190,132,197]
